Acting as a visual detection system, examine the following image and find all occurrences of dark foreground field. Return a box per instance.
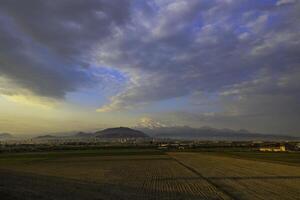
[0,149,300,200]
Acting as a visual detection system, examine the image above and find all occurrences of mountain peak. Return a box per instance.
[136,117,167,129]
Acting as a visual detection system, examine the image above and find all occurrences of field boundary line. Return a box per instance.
[168,154,238,200]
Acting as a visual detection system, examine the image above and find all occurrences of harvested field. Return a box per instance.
[0,149,231,200]
[1,149,300,199]
[169,152,300,200]
[214,152,300,166]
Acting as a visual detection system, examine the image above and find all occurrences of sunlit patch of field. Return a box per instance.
[169,152,300,200]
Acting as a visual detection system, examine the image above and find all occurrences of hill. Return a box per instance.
[95,127,149,139]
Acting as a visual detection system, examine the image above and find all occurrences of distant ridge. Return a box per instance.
[31,126,298,141]
[32,128,149,140]
[137,126,299,141]
[74,132,94,138]
[95,127,149,139]
[0,133,13,140]
[34,135,57,140]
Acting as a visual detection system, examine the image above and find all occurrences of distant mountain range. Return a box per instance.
[31,126,299,141]
[136,126,299,141]
[34,127,149,140]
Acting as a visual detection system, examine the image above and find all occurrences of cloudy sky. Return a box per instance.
[0,0,299,135]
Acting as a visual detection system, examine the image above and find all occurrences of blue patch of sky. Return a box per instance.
[66,66,128,108]
[95,66,127,83]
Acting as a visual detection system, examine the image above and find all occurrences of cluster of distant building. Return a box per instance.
[157,140,300,152]
[1,136,300,153]
[259,145,286,152]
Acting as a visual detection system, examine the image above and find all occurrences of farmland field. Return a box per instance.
[0,149,300,199]
[170,152,300,200]
[210,151,300,166]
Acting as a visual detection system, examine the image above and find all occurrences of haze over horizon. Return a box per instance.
[0,0,300,136]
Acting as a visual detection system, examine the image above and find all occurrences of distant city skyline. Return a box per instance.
[0,0,299,135]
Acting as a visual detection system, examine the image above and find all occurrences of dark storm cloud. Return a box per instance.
[0,0,131,98]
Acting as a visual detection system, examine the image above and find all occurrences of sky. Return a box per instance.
[0,0,299,136]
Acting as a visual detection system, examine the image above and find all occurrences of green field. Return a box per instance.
[0,149,300,199]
